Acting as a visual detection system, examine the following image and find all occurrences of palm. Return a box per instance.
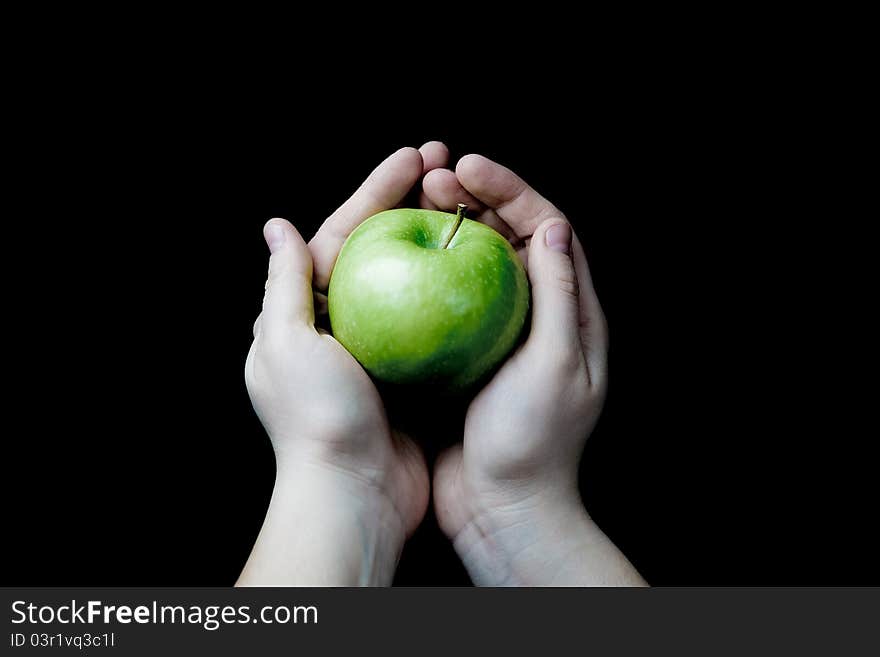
[318,333,428,533]
[418,154,607,539]
[301,144,452,536]
[305,146,606,542]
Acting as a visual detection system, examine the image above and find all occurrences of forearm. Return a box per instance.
[453,490,646,587]
[236,462,405,586]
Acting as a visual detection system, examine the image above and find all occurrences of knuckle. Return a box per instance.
[250,342,272,380]
[244,343,256,382]
[555,346,587,381]
[555,267,580,299]
[258,330,290,360]
[266,254,290,285]
[244,342,270,398]
[528,340,584,382]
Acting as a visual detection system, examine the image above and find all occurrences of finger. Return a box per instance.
[418,191,439,210]
[572,233,608,382]
[419,140,449,173]
[422,168,519,244]
[455,154,562,238]
[422,167,485,211]
[417,141,450,210]
[522,218,583,361]
[313,290,328,316]
[309,147,424,290]
[261,218,315,342]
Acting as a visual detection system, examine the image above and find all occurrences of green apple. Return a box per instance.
[328,205,530,390]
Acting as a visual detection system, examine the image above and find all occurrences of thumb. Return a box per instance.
[261,218,315,342]
[525,218,582,358]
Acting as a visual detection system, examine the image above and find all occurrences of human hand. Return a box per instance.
[238,144,448,586]
[423,155,645,585]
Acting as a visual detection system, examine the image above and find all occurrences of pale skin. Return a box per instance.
[237,142,646,586]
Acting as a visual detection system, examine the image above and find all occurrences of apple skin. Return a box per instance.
[328,208,530,390]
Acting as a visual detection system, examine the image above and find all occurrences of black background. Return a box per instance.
[3,66,873,586]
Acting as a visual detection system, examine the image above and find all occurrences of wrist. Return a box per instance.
[450,484,644,586]
[450,484,584,585]
[238,458,406,586]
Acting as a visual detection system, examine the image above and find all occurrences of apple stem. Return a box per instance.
[440,203,467,249]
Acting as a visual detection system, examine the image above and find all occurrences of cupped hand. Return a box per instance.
[422,156,643,585]
[239,143,448,585]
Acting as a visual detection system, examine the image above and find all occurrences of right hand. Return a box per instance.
[239,144,448,585]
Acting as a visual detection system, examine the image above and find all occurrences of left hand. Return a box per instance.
[421,155,645,585]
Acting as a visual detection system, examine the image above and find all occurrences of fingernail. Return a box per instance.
[545,222,571,255]
[264,222,286,253]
